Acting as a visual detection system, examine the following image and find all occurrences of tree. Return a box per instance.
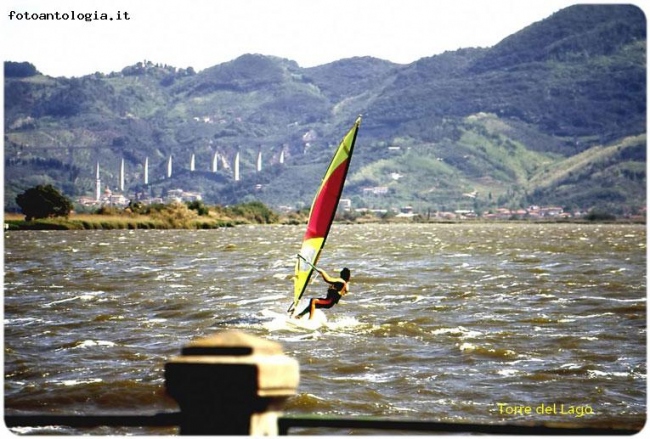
[16,184,73,221]
[4,61,39,78]
[186,200,209,216]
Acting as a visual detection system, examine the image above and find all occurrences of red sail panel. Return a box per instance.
[304,161,350,240]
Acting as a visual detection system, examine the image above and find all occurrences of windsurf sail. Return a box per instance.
[289,116,362,313]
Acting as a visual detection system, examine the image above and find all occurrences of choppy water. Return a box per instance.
[4,223,646,434]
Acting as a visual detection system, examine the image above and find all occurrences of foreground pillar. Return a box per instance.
[165,331,299,435]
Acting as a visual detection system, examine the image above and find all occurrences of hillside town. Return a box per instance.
[77,187,203,208]
[74,183,632,221]
[353,204,586,220]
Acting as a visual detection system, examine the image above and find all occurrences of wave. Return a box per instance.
[287,393,338,412]
[3,317,44,326]
[10,426,72,435]
[59,378,103,387]
[431,326,483,339]
[55,340,117,351]
[496,368,522,377]
[43,296,82,307]
[458,342,518,359]
[526,362,642,381]
[237,295,283,306]
[366,320,429,338]
[323,315,360,329]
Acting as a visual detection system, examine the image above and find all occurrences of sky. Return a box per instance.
[2,0,644,78]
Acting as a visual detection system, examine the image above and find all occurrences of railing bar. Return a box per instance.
[277,416,638,436]
[5,413,640,435]
[5,412,181,428]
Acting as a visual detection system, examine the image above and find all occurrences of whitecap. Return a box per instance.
[497,369,521,377]
[559,363,582,370]
[356,372,396,383]
[459,342,477,352]
[43,296,79,307]
[431,326,483,339]
[238,296,278,306]
[4,317,43,326]
[60,378,103,386]
[73,340,116,349]
[10,427,69,434]
[190,257,219,263]
[588,370,629,379]
[327,315,362,331]
[579,296,645,303]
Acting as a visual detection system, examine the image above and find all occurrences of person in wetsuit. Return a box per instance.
[296,267,350,320]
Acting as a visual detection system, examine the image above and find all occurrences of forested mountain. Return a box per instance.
[4,4,646,215]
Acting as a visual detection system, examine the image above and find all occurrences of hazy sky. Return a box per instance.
[3,0,641,77]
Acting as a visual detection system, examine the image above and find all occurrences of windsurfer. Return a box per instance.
[295,267,350,319]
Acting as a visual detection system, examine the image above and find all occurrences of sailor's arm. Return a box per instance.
[317,269,349,294]
[316,268,337,283]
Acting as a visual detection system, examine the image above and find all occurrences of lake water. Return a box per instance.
[4,223,646,434]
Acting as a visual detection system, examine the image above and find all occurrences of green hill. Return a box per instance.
[4,4,646,216]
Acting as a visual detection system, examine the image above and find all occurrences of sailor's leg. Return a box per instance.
[296,302,311,317]
[309,298,333,319]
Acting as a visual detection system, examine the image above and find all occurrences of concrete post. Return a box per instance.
[165,330,299,435]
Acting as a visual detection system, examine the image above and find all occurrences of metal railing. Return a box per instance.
[5,412,180,430]
[5,412,640,435]
[278,416,640,435]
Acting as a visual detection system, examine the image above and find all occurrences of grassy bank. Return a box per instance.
[4,212,237,230]
[4,201,306,230]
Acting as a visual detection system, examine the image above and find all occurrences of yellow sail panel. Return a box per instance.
[317,120,357,188]
[292,237,324,311]
[290,117,361,312]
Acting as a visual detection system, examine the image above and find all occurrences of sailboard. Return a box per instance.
[288,116,362,315]
[262,309,327,331]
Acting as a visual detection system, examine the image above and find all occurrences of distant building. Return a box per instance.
[483,205,569,220]
[77,196,97,207]
[540,206,564,216]
[338,198,352,211]
[165,189,202,203]
[363,186,389,195]
[108,193,129,206]
[395,206,416,219]
[454,209,476,219]
[435,211,457,220]
[166,189,184,203]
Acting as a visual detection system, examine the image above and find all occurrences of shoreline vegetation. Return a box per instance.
[3,201,645,231]
[4,201,294,231]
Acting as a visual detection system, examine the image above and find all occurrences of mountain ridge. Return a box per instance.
[4,4,646,215]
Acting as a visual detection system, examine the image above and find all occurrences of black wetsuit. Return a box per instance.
[297,280,346,317]
[322,282,345,307]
